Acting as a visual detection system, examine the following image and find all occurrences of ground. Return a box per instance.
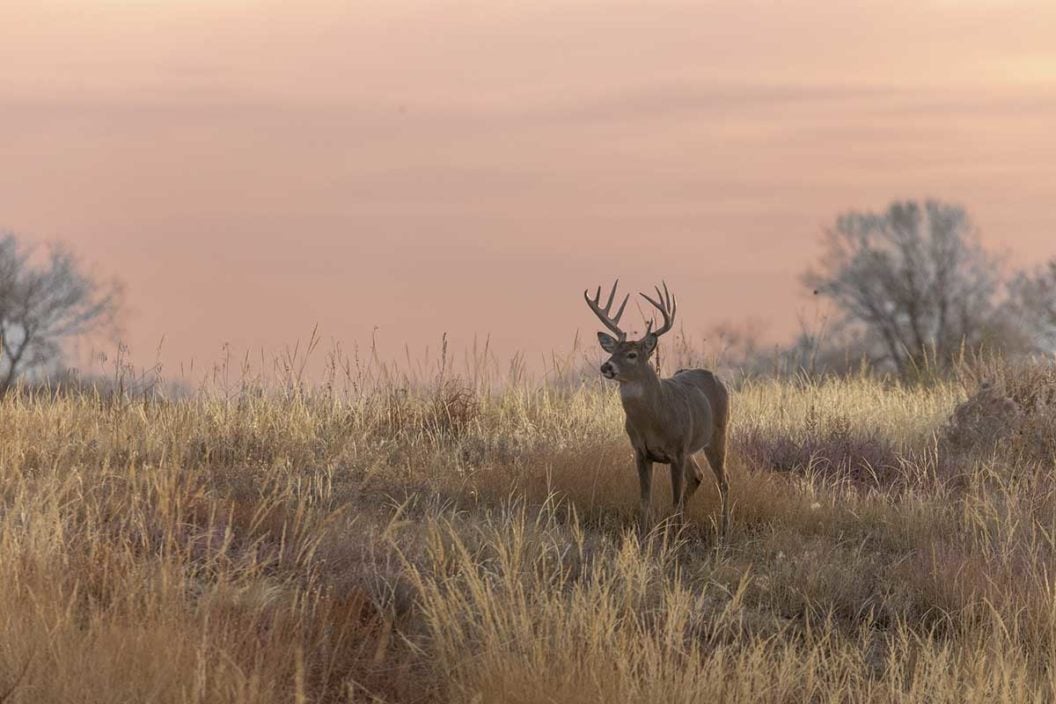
[2,360,1055,702]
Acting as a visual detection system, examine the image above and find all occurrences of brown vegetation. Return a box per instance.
[2,356,1056,702]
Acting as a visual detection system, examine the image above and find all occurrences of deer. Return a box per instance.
[584,280,730,537]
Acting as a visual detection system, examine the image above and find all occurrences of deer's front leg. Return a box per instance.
[670,456,687,522]
[635,450,653,534]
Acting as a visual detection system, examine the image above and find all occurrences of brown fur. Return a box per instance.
[598,335,731,536]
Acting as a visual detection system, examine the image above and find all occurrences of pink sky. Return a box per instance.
[2,0,1056,378]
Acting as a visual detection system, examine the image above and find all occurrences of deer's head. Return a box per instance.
[584,280,676,383]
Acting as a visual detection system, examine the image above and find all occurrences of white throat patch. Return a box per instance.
[620,382,646,400]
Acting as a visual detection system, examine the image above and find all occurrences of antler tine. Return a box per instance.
[659,282,676,322]
[604,281,618,315]
[612,293,629,325]
[662,281,675,317]
[584,279,629,340]
[639,281,676,338]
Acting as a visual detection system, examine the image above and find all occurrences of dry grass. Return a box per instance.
[3,355,1056,702]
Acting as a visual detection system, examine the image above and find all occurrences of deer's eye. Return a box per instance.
[627,351,638,360]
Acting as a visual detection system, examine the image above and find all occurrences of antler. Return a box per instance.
[584,280,630,340]
[640,281,676,338]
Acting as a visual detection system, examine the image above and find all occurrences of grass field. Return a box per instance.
[3,352,1056,702]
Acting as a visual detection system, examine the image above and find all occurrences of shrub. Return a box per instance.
[942,360,1056,467]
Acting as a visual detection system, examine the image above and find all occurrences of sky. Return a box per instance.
[2,0,1055,378]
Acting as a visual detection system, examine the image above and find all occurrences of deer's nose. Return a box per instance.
[600,362,613,375]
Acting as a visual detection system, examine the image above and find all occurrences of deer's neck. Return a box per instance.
[618,367,663,416]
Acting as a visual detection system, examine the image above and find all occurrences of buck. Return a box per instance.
[585,280,730,536]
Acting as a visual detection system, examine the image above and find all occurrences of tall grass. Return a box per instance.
[2,348,1056,702]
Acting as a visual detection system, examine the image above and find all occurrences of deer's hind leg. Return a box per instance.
[683,455,705,503]
[669,455,704,529]
[703,429,730,538]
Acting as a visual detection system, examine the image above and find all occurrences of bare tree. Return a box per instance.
[0,234,120,394]
[1005,259,1056,354]
[804,200,1006,374]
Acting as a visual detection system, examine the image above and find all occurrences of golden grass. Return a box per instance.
[2,363,1056,702]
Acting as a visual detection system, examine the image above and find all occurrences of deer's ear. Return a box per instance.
[641,334,658,356]
[597,332,618,352]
